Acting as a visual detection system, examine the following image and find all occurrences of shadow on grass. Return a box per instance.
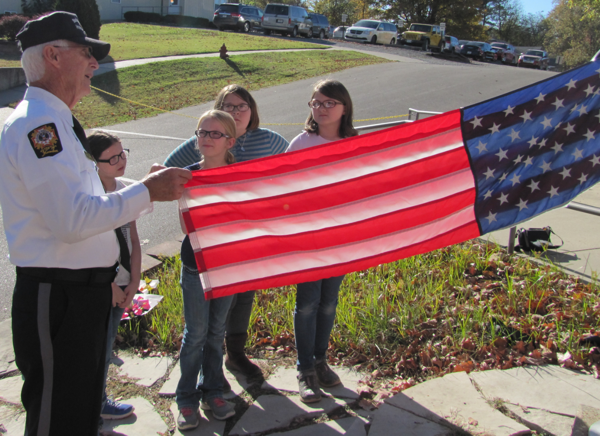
[225,58,246,78]
[91,66,121,105]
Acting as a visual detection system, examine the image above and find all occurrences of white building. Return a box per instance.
[3,0,217,23]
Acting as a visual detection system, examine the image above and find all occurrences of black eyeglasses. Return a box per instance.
[308,99,345,109]
[195,130,230,139]
[96,149,129,165]
[53,45,94,59]
[222,103,250,113]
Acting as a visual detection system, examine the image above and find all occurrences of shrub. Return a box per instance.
[54,0,101,39]
[0,14,29,41]
[123,11,163,23]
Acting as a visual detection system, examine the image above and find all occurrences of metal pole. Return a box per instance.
[355,120,413,131]
[566,201,600,216]
[507,226,516,254]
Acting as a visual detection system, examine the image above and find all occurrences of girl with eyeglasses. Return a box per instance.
[164,85,288,385]
[88,131,139,424]
[175,110,238,431]
[286,79,358,403]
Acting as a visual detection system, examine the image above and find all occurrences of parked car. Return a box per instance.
[457,39,469,52]
[518,49,550,70]
[442,35,459,54]
[262,4,313,38]
[469,41,497,61]
[344,20,397,45]
[460,43,485,61]
[400,23,444,51]
[213,3,263,33]
[308,13,330,39]
[490,42,517,64]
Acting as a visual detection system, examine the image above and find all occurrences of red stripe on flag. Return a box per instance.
[203,221,481,299]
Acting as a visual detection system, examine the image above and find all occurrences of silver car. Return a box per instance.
[261,3,313,38]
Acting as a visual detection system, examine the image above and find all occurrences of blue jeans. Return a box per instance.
[176,265,233,409]
[102,304,125,409]
[294,275,345,371]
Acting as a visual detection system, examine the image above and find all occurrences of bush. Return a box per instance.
[0,14,29,41]
[54,0,101,39]
[123,11,163,23]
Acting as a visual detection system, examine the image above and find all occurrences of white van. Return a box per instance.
[344,20,397,45]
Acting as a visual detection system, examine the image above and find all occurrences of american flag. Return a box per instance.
[180,60,600,299]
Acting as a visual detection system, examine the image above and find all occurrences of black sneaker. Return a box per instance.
[177,407,200,431]
[297,369,322,403]
[315,359,341,387]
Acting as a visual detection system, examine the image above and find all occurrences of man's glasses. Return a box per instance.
[96,149,129,165]
[195,130,230,139]
[53,45,94,59]
[222,103,250,112]
[308,100,345,109]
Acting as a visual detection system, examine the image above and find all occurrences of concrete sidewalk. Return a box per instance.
[2,318,600,435]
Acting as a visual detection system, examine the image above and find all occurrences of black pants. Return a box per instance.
[12,269,113,436]
[226,290,256,336]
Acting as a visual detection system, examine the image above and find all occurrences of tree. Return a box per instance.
[20,0,54,16]
[568,0,600,19]
[54,0,101,39]
[545,0,600,68]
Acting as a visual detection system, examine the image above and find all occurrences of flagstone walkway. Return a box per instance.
[2,319,600,436]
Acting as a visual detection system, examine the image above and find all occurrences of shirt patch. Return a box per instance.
[28,123,63,158]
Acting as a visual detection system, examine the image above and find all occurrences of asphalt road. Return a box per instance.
[0,43,555,321]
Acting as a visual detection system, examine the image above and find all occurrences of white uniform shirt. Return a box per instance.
[0,87,152,268]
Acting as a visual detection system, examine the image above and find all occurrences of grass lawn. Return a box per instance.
[124,240,600,398]
[75,50,389,127]
[0,22,326,67]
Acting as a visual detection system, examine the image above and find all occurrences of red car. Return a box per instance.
[491,42,517,65]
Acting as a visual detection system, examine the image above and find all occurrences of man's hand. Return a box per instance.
[142,167,192,202]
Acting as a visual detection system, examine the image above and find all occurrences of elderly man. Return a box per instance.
[0,11,191,436]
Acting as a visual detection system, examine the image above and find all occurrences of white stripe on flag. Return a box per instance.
[184,132,464,207]
[200,205,476,289]
[193,168,475,248]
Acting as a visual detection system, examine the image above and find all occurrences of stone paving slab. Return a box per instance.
[469,365,600,417]
[572,404,600,436]
[145,240,182,259]
[344,416,368,436]
[503,403,574,436]
[385,372,530,436]
[0,374,22,404]
[369,403,454,436]
[229,394,349,436]
[0,405,25,435]
[0,319,16,377]
[262,366,361,399]
[169,401,226,435]
[141,254,163,273]
[158,361,180,397]
[101,397,168,435]
[270,416,360,435]
[118,353,172,387]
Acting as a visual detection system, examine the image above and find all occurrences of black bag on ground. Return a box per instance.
[515,227,563,252]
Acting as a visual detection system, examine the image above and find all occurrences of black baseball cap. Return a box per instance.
[16,11,111,61]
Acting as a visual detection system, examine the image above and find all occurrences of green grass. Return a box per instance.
[129,240,600,387]
[100,23,326,62]
[0,23,326,67]
[74,50,389,128]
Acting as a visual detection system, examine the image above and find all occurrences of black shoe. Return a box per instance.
[297,369,322,403]
[315,359,341,387]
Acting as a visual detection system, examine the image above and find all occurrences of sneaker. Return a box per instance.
[297,369,322,403]
[315,359,342,387]
[177,407,200,431]
[201,397,235,420]
[100,399,135,420]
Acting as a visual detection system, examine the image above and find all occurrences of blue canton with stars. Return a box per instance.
[462,60,600,234]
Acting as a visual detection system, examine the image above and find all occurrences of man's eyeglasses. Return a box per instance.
[53,45,94,59]
[96,149,129,165]
[308,100,345,109]
[195,130,230,139]
[222,103,250,113]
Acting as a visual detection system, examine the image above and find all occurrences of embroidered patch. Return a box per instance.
[28,123,63,158]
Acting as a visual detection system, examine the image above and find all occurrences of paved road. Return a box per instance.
[0,45,554,321]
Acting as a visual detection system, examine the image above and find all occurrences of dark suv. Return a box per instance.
[213,4,263,33]
[262,4,313,38]
[308,13,330,39]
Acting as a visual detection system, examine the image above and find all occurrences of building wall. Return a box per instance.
[182,0,215,21]
[2,0,23,14]
[97,0,168,21]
